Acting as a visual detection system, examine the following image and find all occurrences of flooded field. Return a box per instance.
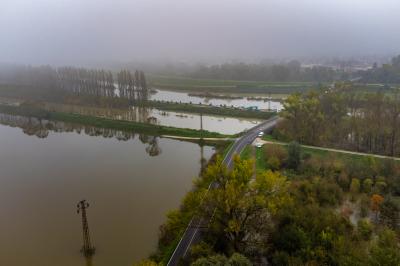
[43,103,262,135]
[0,113,214,266]
[150,89,284,111]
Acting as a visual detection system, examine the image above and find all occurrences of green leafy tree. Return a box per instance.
[287,141,301,170]
[375,177,387,194]
[192,254,229,266]
[350,178,360,194]
[263,144,288,169]
[189,242,215,263]
[362,178,373,194]
[357,219,373,240]
[369,229,400,266]
[380,198,400,229]
[267,156,281,170]
[191,253,251,266]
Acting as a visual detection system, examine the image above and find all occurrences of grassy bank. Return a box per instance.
[241,145,267,172]
[148,74,319,94]
[142,100,276,120]
[0,84,276,120]
[240,145,253,160]
[0,104,228,138]
[259,135,400,169]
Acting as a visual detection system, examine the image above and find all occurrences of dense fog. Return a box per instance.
[1,0,399,65]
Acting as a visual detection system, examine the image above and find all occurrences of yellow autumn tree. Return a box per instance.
[200,155,291,252]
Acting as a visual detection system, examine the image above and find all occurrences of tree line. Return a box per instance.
[116,69,147,100]
[186,61,347,82]
[275,83,400,156]
[0,64,148,100]
[359,55,400,84]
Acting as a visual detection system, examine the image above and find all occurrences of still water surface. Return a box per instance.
[0,114,213,266]
[43,103,261,135]
[151,89,284,111]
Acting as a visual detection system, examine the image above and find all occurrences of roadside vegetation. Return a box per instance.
[144,140,400,265]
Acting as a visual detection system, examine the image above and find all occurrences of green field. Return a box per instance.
[148,74,319,94]
[352,83,400,93]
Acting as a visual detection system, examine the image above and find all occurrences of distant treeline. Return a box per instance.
[186,61,348,82]
[359,55,400,84]
[0,64,148,99]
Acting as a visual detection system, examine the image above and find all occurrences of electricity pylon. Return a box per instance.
[199,113,206,172]
[77,200,95,257]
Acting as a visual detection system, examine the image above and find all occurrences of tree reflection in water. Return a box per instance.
[0,113,162,157]
[85,255,93,266]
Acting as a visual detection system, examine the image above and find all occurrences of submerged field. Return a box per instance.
[0,104,229,138]
[0,118,216,266]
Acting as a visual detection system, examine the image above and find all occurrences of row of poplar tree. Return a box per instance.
[57,67,147,99]
[0,64,148,99]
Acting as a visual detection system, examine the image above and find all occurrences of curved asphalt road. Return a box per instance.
[167,116,280,266]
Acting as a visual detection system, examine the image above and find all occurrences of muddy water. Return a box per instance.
[150,89,284,111]
[43,103,262,135]
[0,114,214,266]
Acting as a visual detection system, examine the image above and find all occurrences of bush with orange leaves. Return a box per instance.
[370,194,384,221]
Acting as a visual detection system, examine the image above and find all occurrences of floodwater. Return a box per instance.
[0,113,214,266]
[43,103,262,135]
[150,89,284,111]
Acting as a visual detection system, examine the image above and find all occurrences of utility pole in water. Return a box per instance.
[77,200,95,257]
[199,113,206,172]
[200,113,203,138]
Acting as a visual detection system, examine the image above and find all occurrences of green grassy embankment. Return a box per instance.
[240,145,253,160]
[240,145,268,173]
[0,104,228,139]
[240,145,267,172]
[143,100,276,120]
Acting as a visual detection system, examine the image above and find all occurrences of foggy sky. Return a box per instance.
[1,0,400,65]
